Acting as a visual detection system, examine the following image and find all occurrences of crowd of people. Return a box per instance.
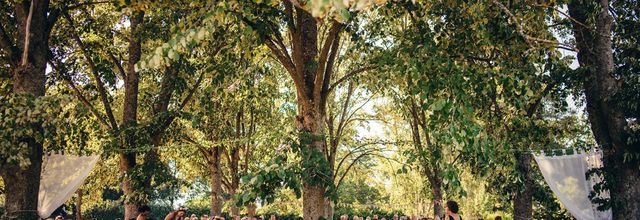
[338,201,463,220]
[122,200,499,220]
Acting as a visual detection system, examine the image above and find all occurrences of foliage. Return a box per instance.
[0,94,99,167]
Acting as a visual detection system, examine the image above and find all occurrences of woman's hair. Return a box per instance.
[138,205,151,213]
[446,200,459,213]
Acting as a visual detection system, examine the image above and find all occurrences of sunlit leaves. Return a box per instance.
[0,94,98,167]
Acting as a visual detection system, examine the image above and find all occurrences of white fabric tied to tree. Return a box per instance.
[533,150,611,220]
[38,153,99,218]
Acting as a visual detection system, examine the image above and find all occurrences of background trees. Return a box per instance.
[1,0,638,219]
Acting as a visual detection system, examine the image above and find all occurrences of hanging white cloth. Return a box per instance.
[38,153,99,218]
[533,150,611,220]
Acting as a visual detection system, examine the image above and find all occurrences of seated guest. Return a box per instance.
[137,205,152,220]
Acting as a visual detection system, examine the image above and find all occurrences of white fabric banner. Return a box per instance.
[534,150,611,220]
[38,154,99,218]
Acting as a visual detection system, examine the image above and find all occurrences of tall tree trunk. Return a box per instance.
[209,147,223,217]
[262,2,343,218]
[142,66,178,191]
[76,189,83,220]
[294,7,328,220]
[1,0,51,219]
[568,0,640,217]
[426,169,444,218]
[512,153,533,220]
[230,147,241,217]
[408,96,443,218]
[120,11,144,220]
[298,104,328,220]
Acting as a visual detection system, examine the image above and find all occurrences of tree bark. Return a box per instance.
[76,189,83,220]
[1,0,52,219]
[568,0,640,217]
[512,153,533,220]
[261,2,344,219]
[209,147,223,217]
[120,10,144,220]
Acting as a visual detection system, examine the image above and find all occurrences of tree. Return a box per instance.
[234,2,378,219]
[0,1,65,218]
[568,0,640,217]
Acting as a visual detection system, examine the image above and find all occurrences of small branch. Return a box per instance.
[329,66,377,92]
[335,151,374,188]
[491,0,576,51]
[534,3,591,30]
[64,12,119,130]
[66,1,112,11]
[108,51,126,79]
[49,60,110,128]
[21,0,35,66]
[0,23,17,64]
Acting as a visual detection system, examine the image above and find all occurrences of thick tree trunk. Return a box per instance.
[1,1,50,219]
[120,11,144,220]
[294,7,328,220]
[298,106,328,220]
[209,147,223,217]
[512,153,533,220]
[142,66,178,189]
[568,0,640,217]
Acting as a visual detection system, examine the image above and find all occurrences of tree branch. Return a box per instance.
[64,12,118,130]
[0,23,17,64]
[20,0,35,66]
[335,151,374,188]
[108,51,126,79]
[334,82,355,154]
[66,0,112,11]
[491,0,576,51]
[49,60,110,128]
[314,20,343,102]
[329,66,377,92]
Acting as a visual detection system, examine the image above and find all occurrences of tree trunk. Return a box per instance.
[298,105,328,220]
[512,153,533,220]
[209,147,223,217]
[120,11,144,220]
[247,203,256,218]
[76,189,83,220]
[427,170,444,218]
[568,0,640,217]
[142,66,178,190]
[294,7,328,220]
[1,0,51,219]
[230,148,241,217]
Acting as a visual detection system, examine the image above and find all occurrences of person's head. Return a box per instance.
[220,217,226,220]
[494,216,502,220]
[176,207,187,216]
[270,215,276,220]
[138,205,151,216]
[55,216,64,220]
[445,200,459,214]
[393,215,398,220]
[202,215,209,220]
[366,217,371,220]
[373,215,379,220]
[381,217,386,220]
